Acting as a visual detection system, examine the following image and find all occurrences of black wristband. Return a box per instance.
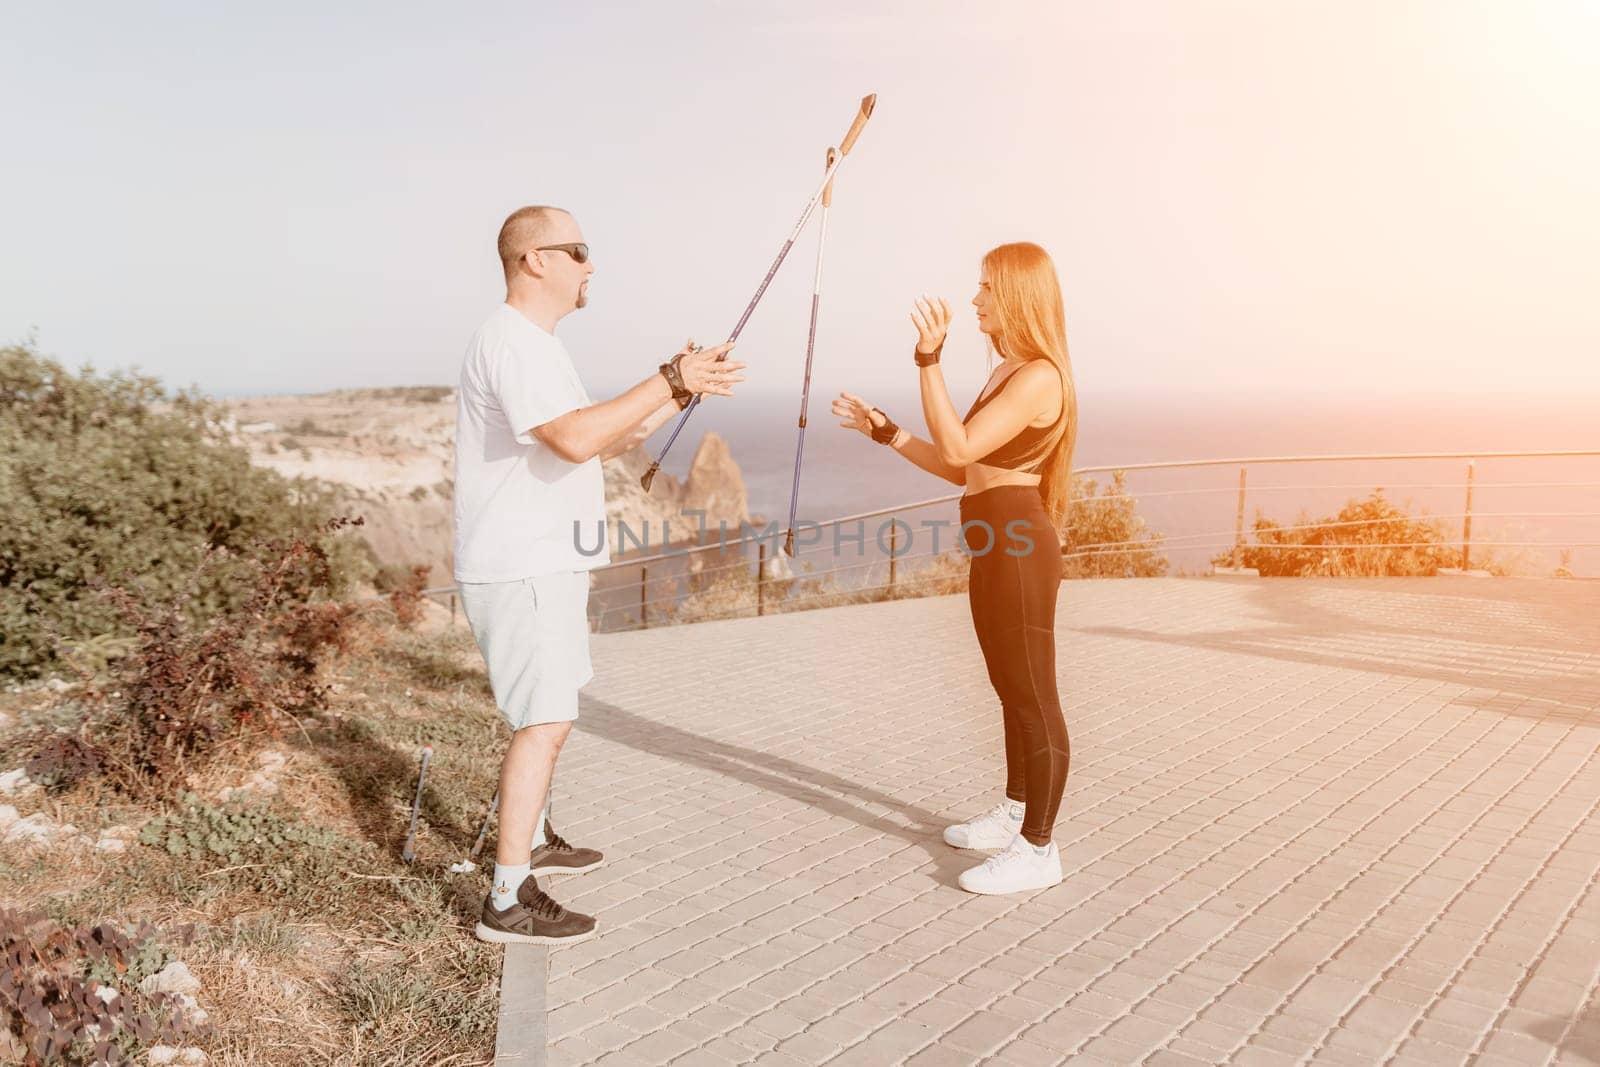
[914,342,943,367]
[658,353,693,409]
[869,408,900,446]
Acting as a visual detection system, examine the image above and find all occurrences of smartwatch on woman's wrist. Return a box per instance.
[658,353,693,410]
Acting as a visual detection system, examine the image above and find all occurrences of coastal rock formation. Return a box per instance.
[606,435,752,553]
[682,433,750,536]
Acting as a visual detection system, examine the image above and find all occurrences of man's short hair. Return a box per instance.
[498,205,568,276]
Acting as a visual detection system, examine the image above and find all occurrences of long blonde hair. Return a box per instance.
[981,242,1078,526]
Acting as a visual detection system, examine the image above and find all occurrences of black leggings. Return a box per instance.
[960,486,1069,847]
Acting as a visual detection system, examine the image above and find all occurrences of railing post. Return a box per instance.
[757,545,766,617]
[1461,459,1475,571]
[887,514,897,596]
[640,565,648,630]
[1231,466,1248,570]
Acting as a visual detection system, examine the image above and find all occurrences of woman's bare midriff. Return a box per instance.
[963,462,1043,495]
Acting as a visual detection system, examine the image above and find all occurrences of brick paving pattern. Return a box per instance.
[534,577,1600,1065]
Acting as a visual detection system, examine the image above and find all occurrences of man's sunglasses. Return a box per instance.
[532,242,590,264]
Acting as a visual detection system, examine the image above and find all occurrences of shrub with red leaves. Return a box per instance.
[0,908,201,1066]
[386,564,432,631]
[21,520,362,798]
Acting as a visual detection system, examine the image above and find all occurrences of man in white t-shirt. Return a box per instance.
[458,204,744,945]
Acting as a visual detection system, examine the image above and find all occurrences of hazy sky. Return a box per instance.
[4,1,1597,404]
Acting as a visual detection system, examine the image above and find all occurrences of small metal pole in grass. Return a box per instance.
[401,745,433,864]
[1462,459,1476,570]
[449,593,456,622]
[450,790,499,873]
[1231,466,1248,570]
[758,544,766,617]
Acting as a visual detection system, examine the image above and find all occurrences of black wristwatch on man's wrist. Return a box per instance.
[869,408,900,446]
[658,353,693,410]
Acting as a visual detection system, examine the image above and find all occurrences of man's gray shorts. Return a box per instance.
[458,571,594,731]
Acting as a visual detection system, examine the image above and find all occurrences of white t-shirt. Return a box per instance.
[453,304,610,582]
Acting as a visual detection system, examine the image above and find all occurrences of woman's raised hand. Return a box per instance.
[832,391,883,438]
[910,294,952,356]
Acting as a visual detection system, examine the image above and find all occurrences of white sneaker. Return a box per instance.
[943,801,1024,850]
[958,836,1063,895]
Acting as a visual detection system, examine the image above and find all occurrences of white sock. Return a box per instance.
[531,792,552,850]
[491,863,532,911]
[1003,799,1025,822]
[1028,840,1052,857]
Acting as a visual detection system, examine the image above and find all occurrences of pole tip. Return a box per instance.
[783,530,796,557]
[641,466,657,491]
[861,93,877,116]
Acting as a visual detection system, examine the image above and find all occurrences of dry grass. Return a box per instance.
[0,602,508,1065]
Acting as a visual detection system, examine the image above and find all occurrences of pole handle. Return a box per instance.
[838,94,877,156]
[822,147,840,208]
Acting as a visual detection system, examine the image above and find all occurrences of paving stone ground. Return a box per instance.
[528,577,1600,1066]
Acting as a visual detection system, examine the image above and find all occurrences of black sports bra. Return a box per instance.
[961,365,1063,471]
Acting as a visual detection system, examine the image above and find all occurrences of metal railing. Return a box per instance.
[412,448,1599,631]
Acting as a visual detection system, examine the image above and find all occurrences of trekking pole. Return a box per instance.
[450,790,500,873]
[400,745,432,864]
[783,146,838,557]
[642,93,877,492]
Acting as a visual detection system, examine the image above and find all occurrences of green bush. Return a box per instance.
[1063,471,1169,578]
[0,344,371,678]
[139,792,377,909]
[1220,489,1454,576]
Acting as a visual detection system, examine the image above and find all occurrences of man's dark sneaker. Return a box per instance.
[474,875,597,946]
[530,821,603,876]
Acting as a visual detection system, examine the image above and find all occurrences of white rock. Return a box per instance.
[147,1047,179,1065]
[0,805,17,831]
[4,813,54,846]
[93,984,119,1006]
[139,961,201,997]
[44,678,71,693]
[181,1049,210,1065]
[96,836,128,853]
[0,768,31,794]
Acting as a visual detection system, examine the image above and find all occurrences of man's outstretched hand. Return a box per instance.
[675,340,744,397]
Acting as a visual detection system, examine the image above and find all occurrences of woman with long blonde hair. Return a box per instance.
[833,241,1077,894]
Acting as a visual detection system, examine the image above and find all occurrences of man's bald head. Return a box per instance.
[498,205,571,278]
